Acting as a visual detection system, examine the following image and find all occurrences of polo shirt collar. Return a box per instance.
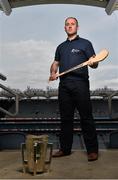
[66,35,79,42]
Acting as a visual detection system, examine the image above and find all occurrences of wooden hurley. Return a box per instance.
[56,49,109,78]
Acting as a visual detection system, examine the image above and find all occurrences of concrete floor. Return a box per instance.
[0,149,118,179]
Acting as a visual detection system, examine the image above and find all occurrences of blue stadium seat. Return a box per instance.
[0,132,26,150]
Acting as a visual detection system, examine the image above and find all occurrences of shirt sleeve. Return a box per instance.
[54,45,60,62]
[85,41,96,59]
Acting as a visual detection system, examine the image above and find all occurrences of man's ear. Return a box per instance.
[64,26,66,32]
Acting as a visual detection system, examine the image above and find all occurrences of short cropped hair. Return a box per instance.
[65,17,78,26]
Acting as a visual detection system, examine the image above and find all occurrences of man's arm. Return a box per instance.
[85,42,98,69]
[49,60,59,81]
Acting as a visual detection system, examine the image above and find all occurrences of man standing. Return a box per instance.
[49,17,98,161]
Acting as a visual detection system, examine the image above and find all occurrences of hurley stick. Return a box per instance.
[56,49,109,78]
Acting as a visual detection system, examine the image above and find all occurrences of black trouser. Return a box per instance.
[58,80,98,154]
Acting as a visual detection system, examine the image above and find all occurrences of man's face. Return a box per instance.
[65,18,78,36]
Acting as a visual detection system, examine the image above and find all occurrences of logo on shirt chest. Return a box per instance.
[71,49,80,53]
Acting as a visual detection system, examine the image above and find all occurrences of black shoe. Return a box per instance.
[52,150,71,158]
[88,152,98,161]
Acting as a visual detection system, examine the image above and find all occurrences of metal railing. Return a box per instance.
[0,73,19,116]
[108,91,118,119]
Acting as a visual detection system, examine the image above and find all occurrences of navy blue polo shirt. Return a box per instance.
[55,35,95,81]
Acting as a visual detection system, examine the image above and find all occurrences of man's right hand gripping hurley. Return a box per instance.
[49,73,58,82]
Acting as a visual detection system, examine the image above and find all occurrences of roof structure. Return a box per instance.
[0,0,118,16]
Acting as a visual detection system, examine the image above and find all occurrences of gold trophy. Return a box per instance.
[21,134,53,175]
